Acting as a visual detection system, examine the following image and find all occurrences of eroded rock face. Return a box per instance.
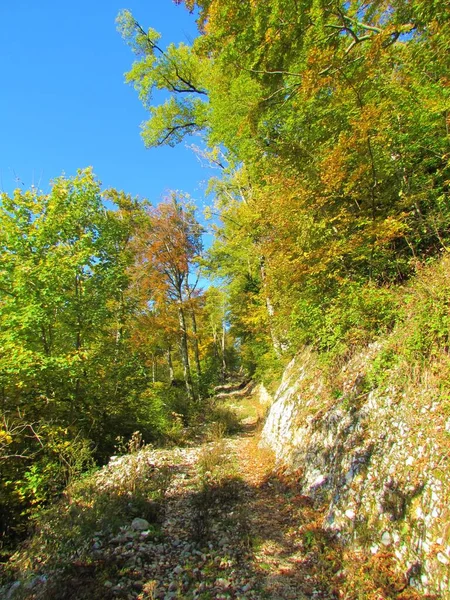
[261,345,450,596]
[254,383,273,409]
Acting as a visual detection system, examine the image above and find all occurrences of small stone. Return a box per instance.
[111,533,128,544]
[131,518,151,531]
[345,509,355,520]
[311,474,326,488]
[437,552,450,565]
[381,531,392,546]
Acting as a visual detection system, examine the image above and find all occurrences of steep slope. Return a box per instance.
[261,340,450,597]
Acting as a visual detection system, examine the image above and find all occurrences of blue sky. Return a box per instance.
[0,1,214,211]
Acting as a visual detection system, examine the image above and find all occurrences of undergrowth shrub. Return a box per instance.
[4,448,171,580]
[192,438,243,541]
[208,405,241,437]
[292,282,397,357]
[364,254,450,392]
[1,422,95,560]
[291,281,398,362]
[16,430,95,511]
[0,382,185,558]
[102,383,183,447]
[239,340,285,388]
[339,550,423,600]
[366,348,400,388]
[399,257,450,361]
[95,383,189,459]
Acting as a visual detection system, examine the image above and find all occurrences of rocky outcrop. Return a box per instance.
[254,383,274,409]
[261,345,450,597]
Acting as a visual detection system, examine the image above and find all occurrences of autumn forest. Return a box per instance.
[1,0,449,563]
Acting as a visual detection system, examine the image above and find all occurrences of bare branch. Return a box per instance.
[0,453,31,462]
[348,19,383,34]
[345,35,371,55]
[156,122,199,146]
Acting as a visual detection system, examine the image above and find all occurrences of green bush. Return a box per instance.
[4,450,171,580]
[209,405,241,437]
[292,282,397,357]
[402,265,450,360]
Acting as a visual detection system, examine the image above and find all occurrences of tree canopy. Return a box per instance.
[118,0,449,359]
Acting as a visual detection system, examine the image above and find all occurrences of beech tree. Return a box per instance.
[132,194,204,401]
[0,169,136,414]
[120,0,449,357]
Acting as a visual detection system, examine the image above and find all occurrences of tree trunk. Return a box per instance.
[260,257,284,356]
[212,326,220,361]
[167,346,174,383]
[221,319,227,383]
[151,353,156,383]
[73,273,84,415]
[177,303,195,402]
[74,274,83,352]
[115,291,125,349]
[191,308,202,379]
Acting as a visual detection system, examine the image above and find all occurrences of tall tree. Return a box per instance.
[132,194,204,401]
[120,0,449,357]
[0,170,154,534]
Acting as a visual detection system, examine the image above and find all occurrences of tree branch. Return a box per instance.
[156,122,199,146]
[133,18,207,96]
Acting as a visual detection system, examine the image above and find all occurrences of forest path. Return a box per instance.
[4,392,426,600]
[7,395,341,600]
[130,407,340,600]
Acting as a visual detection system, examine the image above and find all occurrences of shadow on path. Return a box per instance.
[4,429,427,600]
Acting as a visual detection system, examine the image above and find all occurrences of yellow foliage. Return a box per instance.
[0,429,13,445]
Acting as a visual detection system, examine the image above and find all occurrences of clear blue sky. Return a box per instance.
[0,1,214,209]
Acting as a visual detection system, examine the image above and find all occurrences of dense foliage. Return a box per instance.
[0,171,226,553]
[119,0,449,366]
[1,0,449,564]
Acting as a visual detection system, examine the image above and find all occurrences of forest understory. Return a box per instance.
[1,389,434,600]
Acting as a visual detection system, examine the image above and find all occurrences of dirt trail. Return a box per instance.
[6,398,422,600]
[138,419,340,600]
